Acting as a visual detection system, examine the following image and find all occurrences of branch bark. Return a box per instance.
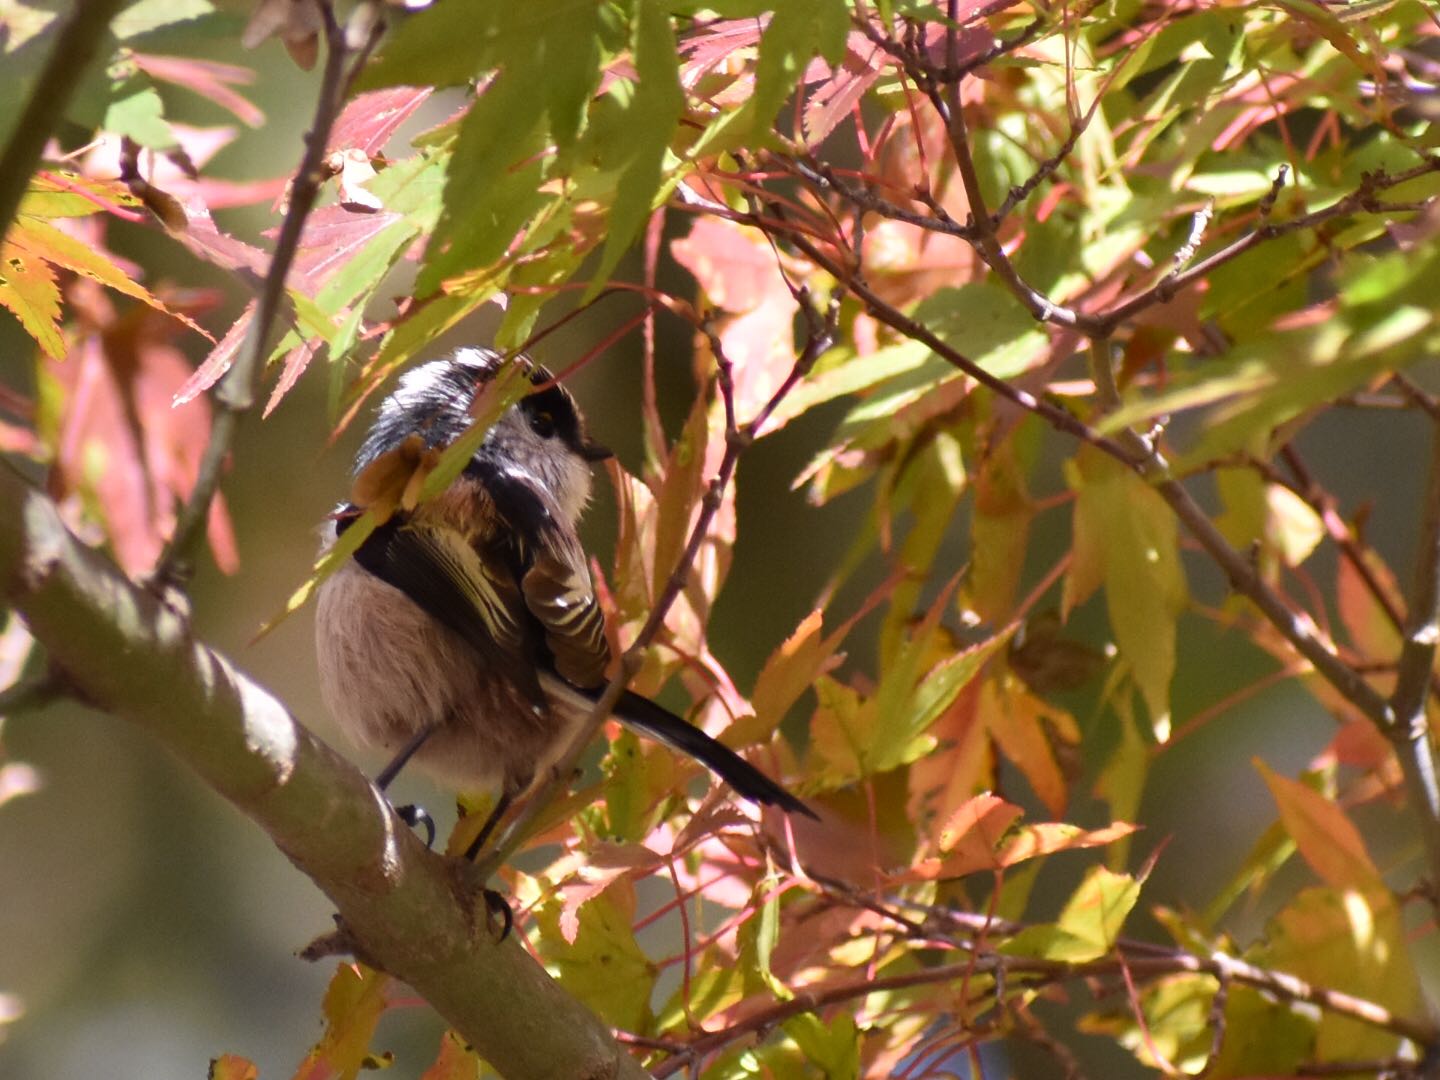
[0,461,650,1080]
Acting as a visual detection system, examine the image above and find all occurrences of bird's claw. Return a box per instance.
[482,888,514,942]
[395,803,436,848]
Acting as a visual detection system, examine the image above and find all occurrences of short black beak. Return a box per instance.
[581,440,613,462]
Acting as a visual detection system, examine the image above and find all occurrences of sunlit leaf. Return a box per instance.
[9,216,208,338]
[1336,549,1404,663]
[586,0,681,297]
[1257,762,1382,894]
[533,886,655,1033]
[1054,869,1140,961]
[982,677,1077,817]
[291,963,391,1080]
[784,1011,860,1076]
[416,71,547,295]
[870,624,1014,776]
[208,1055,258,1080]
[104,76,178,150]
[417,1031,481,1080]
[1079,974,1220,1074]
[1265,886,1419,1063]
[1204,985,1316,1077]
[967,434,1033,623]
[0,241,64,359]
[356,2,500,89]
[751,0,848,138]
[672,216,801,427]
[1067,451,1186,739]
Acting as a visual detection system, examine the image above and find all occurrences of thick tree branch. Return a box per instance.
[0,461,650,1080]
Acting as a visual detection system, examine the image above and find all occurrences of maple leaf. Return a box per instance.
[48,277,238,576]
[329,87,434,157]
[1,176,213,358]
[801,31,887,146]
[0,240,64,359]
[131,52,264,127]
[671,216,804,432]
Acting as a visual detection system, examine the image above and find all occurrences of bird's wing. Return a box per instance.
[468,460,611,689]
[353,516,545,703]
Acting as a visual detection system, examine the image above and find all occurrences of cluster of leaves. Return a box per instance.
[7,0,1440,1077]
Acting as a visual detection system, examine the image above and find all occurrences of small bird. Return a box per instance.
[314,347,812,857]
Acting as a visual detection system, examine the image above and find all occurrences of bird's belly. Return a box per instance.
[314,563,576,794]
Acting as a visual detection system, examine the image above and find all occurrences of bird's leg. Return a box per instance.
[461,789,517,941]
[462,789,514,861]
[375,725,437,848]
[375,724,435,789]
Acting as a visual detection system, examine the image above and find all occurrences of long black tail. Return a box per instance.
[549,677,815,819]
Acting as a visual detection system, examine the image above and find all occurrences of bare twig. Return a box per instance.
[991,83,1104,224]
[929,0,1083,330]
[854,6,1049,87]
[786,158,975,241]
[151,1,385,587]
[0,0,128,249]
[1388,423,1440,896]
[1276,446,1409,634]
[1096,161,1440,332]
[1394,373,1440,423]
[1196,972,1230,1079]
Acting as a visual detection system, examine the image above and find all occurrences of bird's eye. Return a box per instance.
[529,410,556,438]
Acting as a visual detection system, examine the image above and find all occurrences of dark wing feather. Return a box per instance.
[354,517,546,706]
[470,459,611,688]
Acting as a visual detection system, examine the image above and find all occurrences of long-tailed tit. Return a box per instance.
[314,348,812,857]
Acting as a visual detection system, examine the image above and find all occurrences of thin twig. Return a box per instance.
[930,0,1083,330]
[991,76,1105,224]
[1388,421,1440,899]
[0,0,128,250]
[1096,161,1440,332]
[151,1,385,587]
[1394,372,1440,422]
[787,157,975,240]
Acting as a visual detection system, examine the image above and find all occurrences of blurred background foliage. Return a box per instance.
[3,0,1440,1077]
